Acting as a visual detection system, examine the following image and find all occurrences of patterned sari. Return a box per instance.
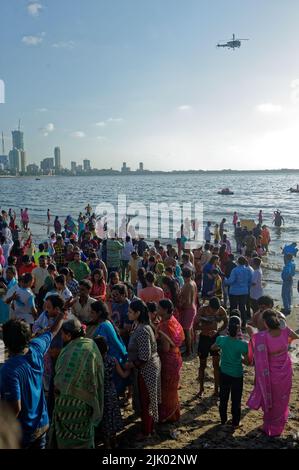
[247,328,292,437]
[50,337,104,448]
[158,315,185,423]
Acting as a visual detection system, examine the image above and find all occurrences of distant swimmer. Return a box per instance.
[273,210,284,227]
[47,208,51,223]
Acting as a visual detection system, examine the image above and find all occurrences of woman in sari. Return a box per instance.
[157,299,185,423]
[127,299,161,440]
[91,300,128,395]
[247,309,299,437]
[50,318,104,448]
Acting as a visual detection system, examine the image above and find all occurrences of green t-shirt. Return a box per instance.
[68,261,91,282]
[216,336,248,378]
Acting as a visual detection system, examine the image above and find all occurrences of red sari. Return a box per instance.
[157,316,185,423]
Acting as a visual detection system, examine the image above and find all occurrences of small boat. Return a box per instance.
[35,178,41,180]
[218,188,234,195]
[287,187,299,193]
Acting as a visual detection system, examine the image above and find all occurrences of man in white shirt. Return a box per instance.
[71,279,96,323]
[249,257,263,313]
[11,273,37,325]
[204,222,212,243]
[32,256,48,295]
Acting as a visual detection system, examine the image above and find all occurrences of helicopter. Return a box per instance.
[217,34,249,50]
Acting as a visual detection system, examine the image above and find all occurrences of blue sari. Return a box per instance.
[94,320,128,395]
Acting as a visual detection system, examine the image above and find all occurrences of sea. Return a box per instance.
[1,171,299,303]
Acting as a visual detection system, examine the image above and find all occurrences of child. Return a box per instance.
[94,336,130,449]
[211,316,248,428]
[128,251,140,287]
[211,269,223,302]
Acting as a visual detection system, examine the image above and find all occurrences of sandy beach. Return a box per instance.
[113,307,299,450]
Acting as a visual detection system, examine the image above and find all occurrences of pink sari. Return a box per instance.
[158,316,185,423]
[247,328,292,436]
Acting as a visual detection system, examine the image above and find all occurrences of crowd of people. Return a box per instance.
[0,205,298,449]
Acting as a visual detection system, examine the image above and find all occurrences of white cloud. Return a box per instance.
[22,32,45,46]
[27,2,42,17]
[177,105,192,111]
[95,121,106,127]
[291,79,299,104]
[256,103,282,114]
[107,117,124,123]
[70,131,86,138]
[40,122,55,137]
[52,41,75,49]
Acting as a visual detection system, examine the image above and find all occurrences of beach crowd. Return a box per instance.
[0,205,298,449]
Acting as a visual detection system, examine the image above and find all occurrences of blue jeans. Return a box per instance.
[26,432,47,449]
[282,280,293,314]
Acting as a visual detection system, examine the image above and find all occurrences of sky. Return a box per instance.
[1,0,299,171]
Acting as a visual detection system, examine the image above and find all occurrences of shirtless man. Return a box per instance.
[194,297,228,398]
[179,268,198,357]
[246,295,286,336]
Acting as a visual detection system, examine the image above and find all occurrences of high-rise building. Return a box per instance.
[20,150,26,174]
[121,162,130,173]
[9,148,20,172]
[77,164,83,172]
[0,155,8,170]
[40,157,54,173]
[26,163,39,175]
[12,130,24,151]
[139,162,144,172]
[54,147,61,171]
[83,159,91,171]
[71,161,77,173]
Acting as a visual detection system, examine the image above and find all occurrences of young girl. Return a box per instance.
[211,316,248,428]
[90,269,106,301]
[94,335,130,449]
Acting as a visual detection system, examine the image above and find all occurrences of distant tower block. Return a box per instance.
[139,162,144,172]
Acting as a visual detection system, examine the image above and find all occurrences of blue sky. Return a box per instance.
[1,0,299,170]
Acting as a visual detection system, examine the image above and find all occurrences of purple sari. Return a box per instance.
[247,328,292,437]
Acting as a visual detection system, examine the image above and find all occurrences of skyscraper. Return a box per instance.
[139,162,144,172]
[40,158,54,173]
[20,150,26,174]
[71,161,77,173]
[83,159,91,171]
[9,148,20,172]
[12,130,24,151]
[54,147,61,171]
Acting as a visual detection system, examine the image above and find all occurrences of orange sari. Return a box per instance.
[158,316,185,423]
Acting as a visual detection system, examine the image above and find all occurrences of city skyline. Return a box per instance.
[1,1,299,170]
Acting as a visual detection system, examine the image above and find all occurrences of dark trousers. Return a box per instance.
[229,294,248,328]
[219,372,243,426]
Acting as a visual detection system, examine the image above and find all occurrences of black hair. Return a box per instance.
[91,269,104,284]
[79,279,92,290]
[228,254,235,261]
[228,316,241,338]
[2,319,31,354]
[7,256,17,265]
[230,308,241,319]
[126,235,131,242]
[62,319,86,339]
[209,255,219,265]
[111,284,127,296]
[159,299,174,316]
[165,266,174,275]
[257,295,274,308]
[47,263,56,272]
[46,294,65,311]
[55,274,66,285]
[161,276,178,307]
[147,302,157,313]
[253,257,262,267]
[22,272,33,285]
[94,335,108,357]
[90,300,109,320]
[6,266,17,276]
[22,255,30,263]
[204,243,210,251]
[209,297,221,311]
[263,309,280,330]
[38,243,45,251]
[145,271,155,283]
[182,267,192,279]
[59,267,69,276]
[130,299,149,324]
[137,267,147,288]
[109,271,119,283]
[238,256,247,265]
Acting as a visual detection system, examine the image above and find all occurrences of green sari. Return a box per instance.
[50,337,104,449]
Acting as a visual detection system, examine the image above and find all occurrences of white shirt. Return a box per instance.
[250,267,263,300]
[12,286,35,324]
[205,225,212,242]
[32,267,48,294]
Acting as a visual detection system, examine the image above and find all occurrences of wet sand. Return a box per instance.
[115,308,299,450]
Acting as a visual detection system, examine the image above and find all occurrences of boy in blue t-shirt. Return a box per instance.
[0,304,65,448]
